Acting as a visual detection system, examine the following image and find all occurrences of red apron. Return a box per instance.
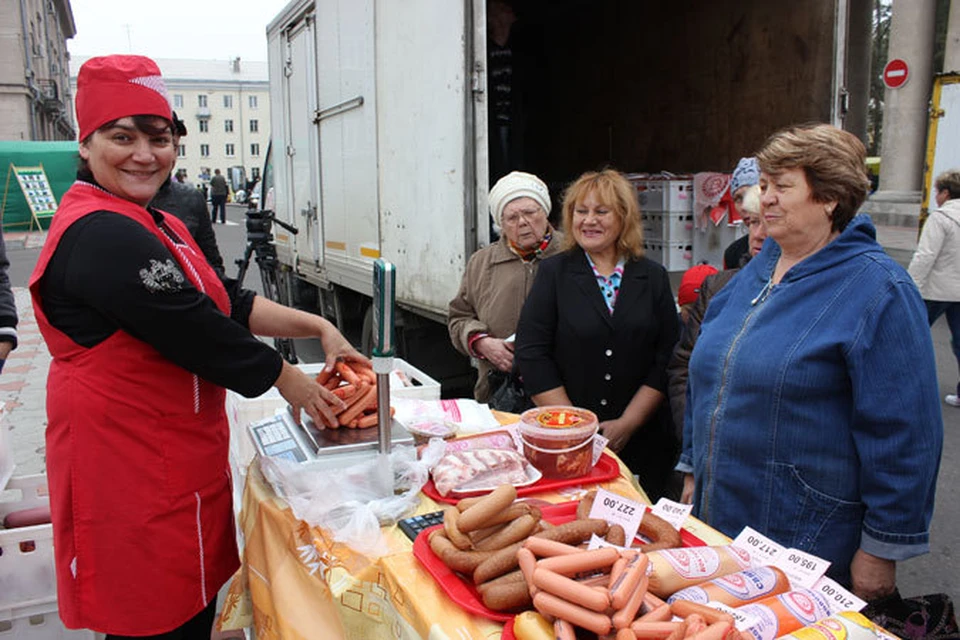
[29,182,239,635]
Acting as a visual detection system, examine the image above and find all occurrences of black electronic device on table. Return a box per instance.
[398,510,445,542]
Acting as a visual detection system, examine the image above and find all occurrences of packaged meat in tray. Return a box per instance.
[431,448,541,497]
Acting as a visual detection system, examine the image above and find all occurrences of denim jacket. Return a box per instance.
[679,215,943,584]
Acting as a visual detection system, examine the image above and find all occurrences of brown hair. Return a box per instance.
[934,169,960,200]
[560,169,644,259]
[755,123,870,232]
[78,115,174,174]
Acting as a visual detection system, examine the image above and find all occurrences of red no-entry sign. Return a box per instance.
[883,58,909,89]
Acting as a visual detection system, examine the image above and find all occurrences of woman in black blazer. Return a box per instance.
[515,169,680,501]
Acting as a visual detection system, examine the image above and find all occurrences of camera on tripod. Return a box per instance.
[245,209,275,244]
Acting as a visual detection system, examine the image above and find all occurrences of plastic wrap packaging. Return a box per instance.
[259,439,447,556]
[783,611,899,639]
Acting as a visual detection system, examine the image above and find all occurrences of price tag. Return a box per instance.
[587,488,644,544]
[651,498,692,530]
[732,527,785,566]
[586,533,626,551]
[710,602,761,631]
[773,548,831,589]
[592,433,609,466]
[812,575,867,613]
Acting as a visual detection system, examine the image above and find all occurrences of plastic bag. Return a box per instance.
[259,438,447,557]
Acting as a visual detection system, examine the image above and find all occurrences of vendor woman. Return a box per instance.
[29,54,367,638]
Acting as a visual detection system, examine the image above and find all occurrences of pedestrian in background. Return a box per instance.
[909,168,960,406]
[722,157,760,269]
[29,54,366,638]
[0,231,17,372]
[209,167,228,224]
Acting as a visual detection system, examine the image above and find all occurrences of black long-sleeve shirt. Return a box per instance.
[150,178,225,275]
[37,208,281,397]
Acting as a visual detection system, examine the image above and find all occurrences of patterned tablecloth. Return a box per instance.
[218,442,728,639]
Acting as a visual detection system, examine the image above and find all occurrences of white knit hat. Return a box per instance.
[488,171,552,226]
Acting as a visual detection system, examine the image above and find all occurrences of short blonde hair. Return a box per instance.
[561,169,644,259]
[740,184,761,216]
[756,123,869,232]
[934,170,960,200]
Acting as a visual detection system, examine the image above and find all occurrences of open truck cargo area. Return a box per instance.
[264,0,865,394]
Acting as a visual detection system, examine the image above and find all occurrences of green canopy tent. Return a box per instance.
[0,141,78,231]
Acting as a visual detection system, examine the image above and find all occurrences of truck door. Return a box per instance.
[924,74,960,221]
[374,0,484,318]
[282,14,323,270]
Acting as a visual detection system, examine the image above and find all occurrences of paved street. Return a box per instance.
[2,205,957,603]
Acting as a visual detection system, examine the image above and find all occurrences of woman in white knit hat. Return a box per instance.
[448,171,562,403]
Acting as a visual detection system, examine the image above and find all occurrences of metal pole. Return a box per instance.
[374,357,393,454]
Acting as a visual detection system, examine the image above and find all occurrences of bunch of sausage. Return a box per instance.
[314,361,393,429]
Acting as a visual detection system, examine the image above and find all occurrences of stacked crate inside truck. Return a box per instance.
[632,174,695,272]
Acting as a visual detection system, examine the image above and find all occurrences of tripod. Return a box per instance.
[235,208,300,363]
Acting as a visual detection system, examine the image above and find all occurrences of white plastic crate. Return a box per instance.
[645,241,694,272]
[0,403,12,493]
[642,211,695,245]
[0,599,94,640]
[692,222,745,269]
[635,177,694,213]
[0,475,57,611]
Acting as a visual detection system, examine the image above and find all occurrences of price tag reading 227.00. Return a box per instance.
[587,488,644,544]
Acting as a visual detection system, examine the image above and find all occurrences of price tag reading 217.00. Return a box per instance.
[588,488,644,545]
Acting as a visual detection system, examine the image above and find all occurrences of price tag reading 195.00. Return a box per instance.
[587,488,644,545]
[773,547,831,589]
[812,575,867,614]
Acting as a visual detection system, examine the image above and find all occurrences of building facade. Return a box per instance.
[0,0,77,141]
[70,56,270,194]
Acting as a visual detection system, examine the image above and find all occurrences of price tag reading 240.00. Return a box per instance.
[587,488,644,545]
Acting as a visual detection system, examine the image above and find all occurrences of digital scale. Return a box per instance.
[248,259,412,468]
[248,408,414,468]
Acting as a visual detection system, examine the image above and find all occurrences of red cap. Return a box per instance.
[678,264,718,306]
[76,55,172,141]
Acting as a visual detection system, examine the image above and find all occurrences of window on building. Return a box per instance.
[224,119,234,133]
[252,167,260,180]
[198,95,207,107]
[251,143,260,156]
[249,119,259,133]
[249,95,258,109]
[223,95,233,108]
[178,145,186,157]
[200,144,210,157]
[174,94,183,108]
[226,143,235,156]
[198,120,208,133]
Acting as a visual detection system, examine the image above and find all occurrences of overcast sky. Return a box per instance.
[67,0,293,62]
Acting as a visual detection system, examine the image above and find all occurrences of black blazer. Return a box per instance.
[515,247,680,497]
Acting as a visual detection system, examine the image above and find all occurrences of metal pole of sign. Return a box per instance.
[372,259,396,455]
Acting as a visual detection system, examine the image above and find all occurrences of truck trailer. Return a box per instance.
[263,0,869,394]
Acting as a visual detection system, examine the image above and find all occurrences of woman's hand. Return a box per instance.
[274,360,346,427]
[599,418,635,453]
[850,549,896,602]
[475,337,514,372]
[320,326,369,372]
[681,473,695,504]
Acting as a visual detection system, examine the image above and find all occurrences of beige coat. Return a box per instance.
[448,233,563,401]
[909,198,960,302]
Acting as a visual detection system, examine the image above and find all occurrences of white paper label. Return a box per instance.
[710,602,762,631]
[592,433,609,466]
[651,498,692,530]
[588,487,644,544]
[774,548,831,589]
[812,576,867,613]
[586,533,627,551]
[732,527,785,566]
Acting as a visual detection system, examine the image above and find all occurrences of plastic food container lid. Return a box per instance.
[518,406,599,443]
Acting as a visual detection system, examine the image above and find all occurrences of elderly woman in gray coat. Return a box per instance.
[448,171,562,402]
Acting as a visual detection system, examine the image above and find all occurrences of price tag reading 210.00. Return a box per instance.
[588,488,644,545]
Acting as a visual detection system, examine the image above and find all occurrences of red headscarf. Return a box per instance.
[76,55,172,141]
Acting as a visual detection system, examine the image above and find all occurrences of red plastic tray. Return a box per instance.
[421,452,621,505]
[412,500,707,622]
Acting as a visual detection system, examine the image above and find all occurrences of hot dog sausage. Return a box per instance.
[533,591,613,636]
[532,567,611,613]
[537,547,620,576]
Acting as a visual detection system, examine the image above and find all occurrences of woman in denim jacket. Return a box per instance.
[679,124,943,601]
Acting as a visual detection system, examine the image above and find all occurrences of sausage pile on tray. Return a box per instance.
[314,361,393,429]
[425,485,844,640]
